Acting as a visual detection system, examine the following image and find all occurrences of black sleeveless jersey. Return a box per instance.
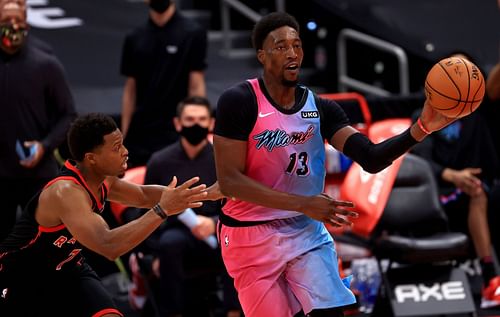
[0,160,108,275]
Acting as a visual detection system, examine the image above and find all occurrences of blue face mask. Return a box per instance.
[149,0,171,13]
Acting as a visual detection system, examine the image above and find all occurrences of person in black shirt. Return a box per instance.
[120,0,207,167]
[0,113,213,317]
[411,110,500,308]
[0,0,77,241]
[138,96,241,317]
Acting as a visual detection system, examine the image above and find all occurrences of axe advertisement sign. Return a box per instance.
[386,265,475,316]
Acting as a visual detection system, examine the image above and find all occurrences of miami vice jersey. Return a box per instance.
[223,79,326,221]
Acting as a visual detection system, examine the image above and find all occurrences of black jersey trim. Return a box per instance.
[219,211,272,227]
[256,78,308,115]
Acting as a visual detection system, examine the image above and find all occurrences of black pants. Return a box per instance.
[154,227,240,316]
[0,178,51,242]
[0,263,121,317]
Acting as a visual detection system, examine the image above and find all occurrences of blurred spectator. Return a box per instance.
[482,49,500,277]
[120,0,207,167]
[130,96,241,317]
[477,51,500,173]
[411,106,500,308]
[0,0,77,241]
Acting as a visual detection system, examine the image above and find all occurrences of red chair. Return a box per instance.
[109,166,146,224]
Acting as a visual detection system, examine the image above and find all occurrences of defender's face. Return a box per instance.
[259,26,303,87]
[92,129,129,176]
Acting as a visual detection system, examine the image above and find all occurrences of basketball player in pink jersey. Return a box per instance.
[214,12,457,317]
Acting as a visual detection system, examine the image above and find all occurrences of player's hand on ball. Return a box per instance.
[419,100,457,133]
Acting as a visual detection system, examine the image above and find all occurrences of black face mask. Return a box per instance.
[149,0,171,13]
[180,124,209,145]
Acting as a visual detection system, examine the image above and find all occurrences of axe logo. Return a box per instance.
[395,281,466,303]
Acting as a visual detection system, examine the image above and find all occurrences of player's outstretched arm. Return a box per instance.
[106,174,214,208]
[329,100,457,175]
[39,177,207,260]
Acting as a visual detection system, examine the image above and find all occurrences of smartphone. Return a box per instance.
[16,140,36,160]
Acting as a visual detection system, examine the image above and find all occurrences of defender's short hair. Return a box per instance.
[67,113,118,161]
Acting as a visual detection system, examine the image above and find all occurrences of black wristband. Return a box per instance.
[152,204,168,220]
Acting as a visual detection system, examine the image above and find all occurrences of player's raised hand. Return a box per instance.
[419,100,457,133]
[158,176,207,216]
[301,193,358,227]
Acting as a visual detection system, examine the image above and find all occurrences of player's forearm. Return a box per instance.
[218,171,310,213]
[342,127,419,174]
[97,209,164,260]
[136,184,166,208]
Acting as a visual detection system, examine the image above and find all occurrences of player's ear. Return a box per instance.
[84,152,97,165]
[257,49,265,65]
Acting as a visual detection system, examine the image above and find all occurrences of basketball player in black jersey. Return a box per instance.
[0,113,217,317]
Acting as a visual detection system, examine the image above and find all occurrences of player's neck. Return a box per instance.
[181,138,207,160]
[262,76,295,110]
[149,4,175,27]
[75,163,106,192]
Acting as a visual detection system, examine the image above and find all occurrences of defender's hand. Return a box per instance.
[158,176,207,216]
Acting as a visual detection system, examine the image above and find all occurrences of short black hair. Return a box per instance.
[67,113,118,162]
[251,12,300,51]
[176,96,212,117]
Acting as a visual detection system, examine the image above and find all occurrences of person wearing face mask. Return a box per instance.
[129,96,241,317]
[0,0,77,241]
[120,0,208,168]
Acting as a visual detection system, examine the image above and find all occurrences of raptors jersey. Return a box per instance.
[223,78,326,221]
[0,160,108,274]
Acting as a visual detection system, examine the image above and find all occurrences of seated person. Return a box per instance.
[410,106,500,308]
[130,96,241,317]
[481,57,500,269]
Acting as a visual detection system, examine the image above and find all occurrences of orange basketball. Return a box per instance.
[424,56,485,118]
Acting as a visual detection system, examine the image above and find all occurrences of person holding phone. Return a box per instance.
[0,0,77,241]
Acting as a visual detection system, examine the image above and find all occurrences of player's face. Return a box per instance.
[92,129,129,176]
[259,26,303,87]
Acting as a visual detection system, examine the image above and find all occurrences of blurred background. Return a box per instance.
[21,1,500,316]
[27,0,500,116]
